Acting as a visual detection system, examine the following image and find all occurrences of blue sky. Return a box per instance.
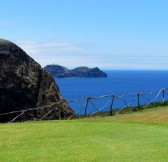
[1,0,168,70]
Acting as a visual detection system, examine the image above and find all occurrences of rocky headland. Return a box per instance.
[0,39,73,122]
[45,65,107,78]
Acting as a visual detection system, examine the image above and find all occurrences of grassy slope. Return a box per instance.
[110,107,168,124]
[0,107,168,162]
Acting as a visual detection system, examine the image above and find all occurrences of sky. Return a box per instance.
[1,0,168,70]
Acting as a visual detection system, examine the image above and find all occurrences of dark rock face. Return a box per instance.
[45,65,108,78]
[0,39,73,122]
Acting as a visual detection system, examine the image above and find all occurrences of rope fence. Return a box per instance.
[67,88,168,119]
[0,88,168,122]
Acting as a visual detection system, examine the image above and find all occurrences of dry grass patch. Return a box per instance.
[111,107,168,124]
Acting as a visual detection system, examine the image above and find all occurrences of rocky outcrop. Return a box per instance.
[0,39,73,122]
[45,65,108,78]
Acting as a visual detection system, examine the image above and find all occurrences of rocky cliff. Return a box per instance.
[0,39,73,122]
[45,65,107,78]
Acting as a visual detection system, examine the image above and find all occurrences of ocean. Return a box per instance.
[55,70,168,114]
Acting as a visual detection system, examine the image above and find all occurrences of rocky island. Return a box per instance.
[0,39,73,122]
[45,65,107,78]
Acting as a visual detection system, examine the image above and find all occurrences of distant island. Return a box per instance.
[44,65,107,78]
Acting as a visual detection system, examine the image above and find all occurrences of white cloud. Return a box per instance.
[12,40,168,70]
[0,21,10,27]
[15,41,83,54]
[14,40,85,67]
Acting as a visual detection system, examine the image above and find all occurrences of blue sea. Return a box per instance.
[55,70,168,114]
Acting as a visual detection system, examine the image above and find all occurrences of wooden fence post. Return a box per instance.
[110,95,115,116]
[22,111,25,122]
[162,89,165,104]
[85,98,89,117]
[137,93,141,110]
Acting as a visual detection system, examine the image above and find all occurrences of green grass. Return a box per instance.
[1,107,168,162]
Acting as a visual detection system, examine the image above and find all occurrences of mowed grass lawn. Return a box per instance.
[0,107,168,162]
